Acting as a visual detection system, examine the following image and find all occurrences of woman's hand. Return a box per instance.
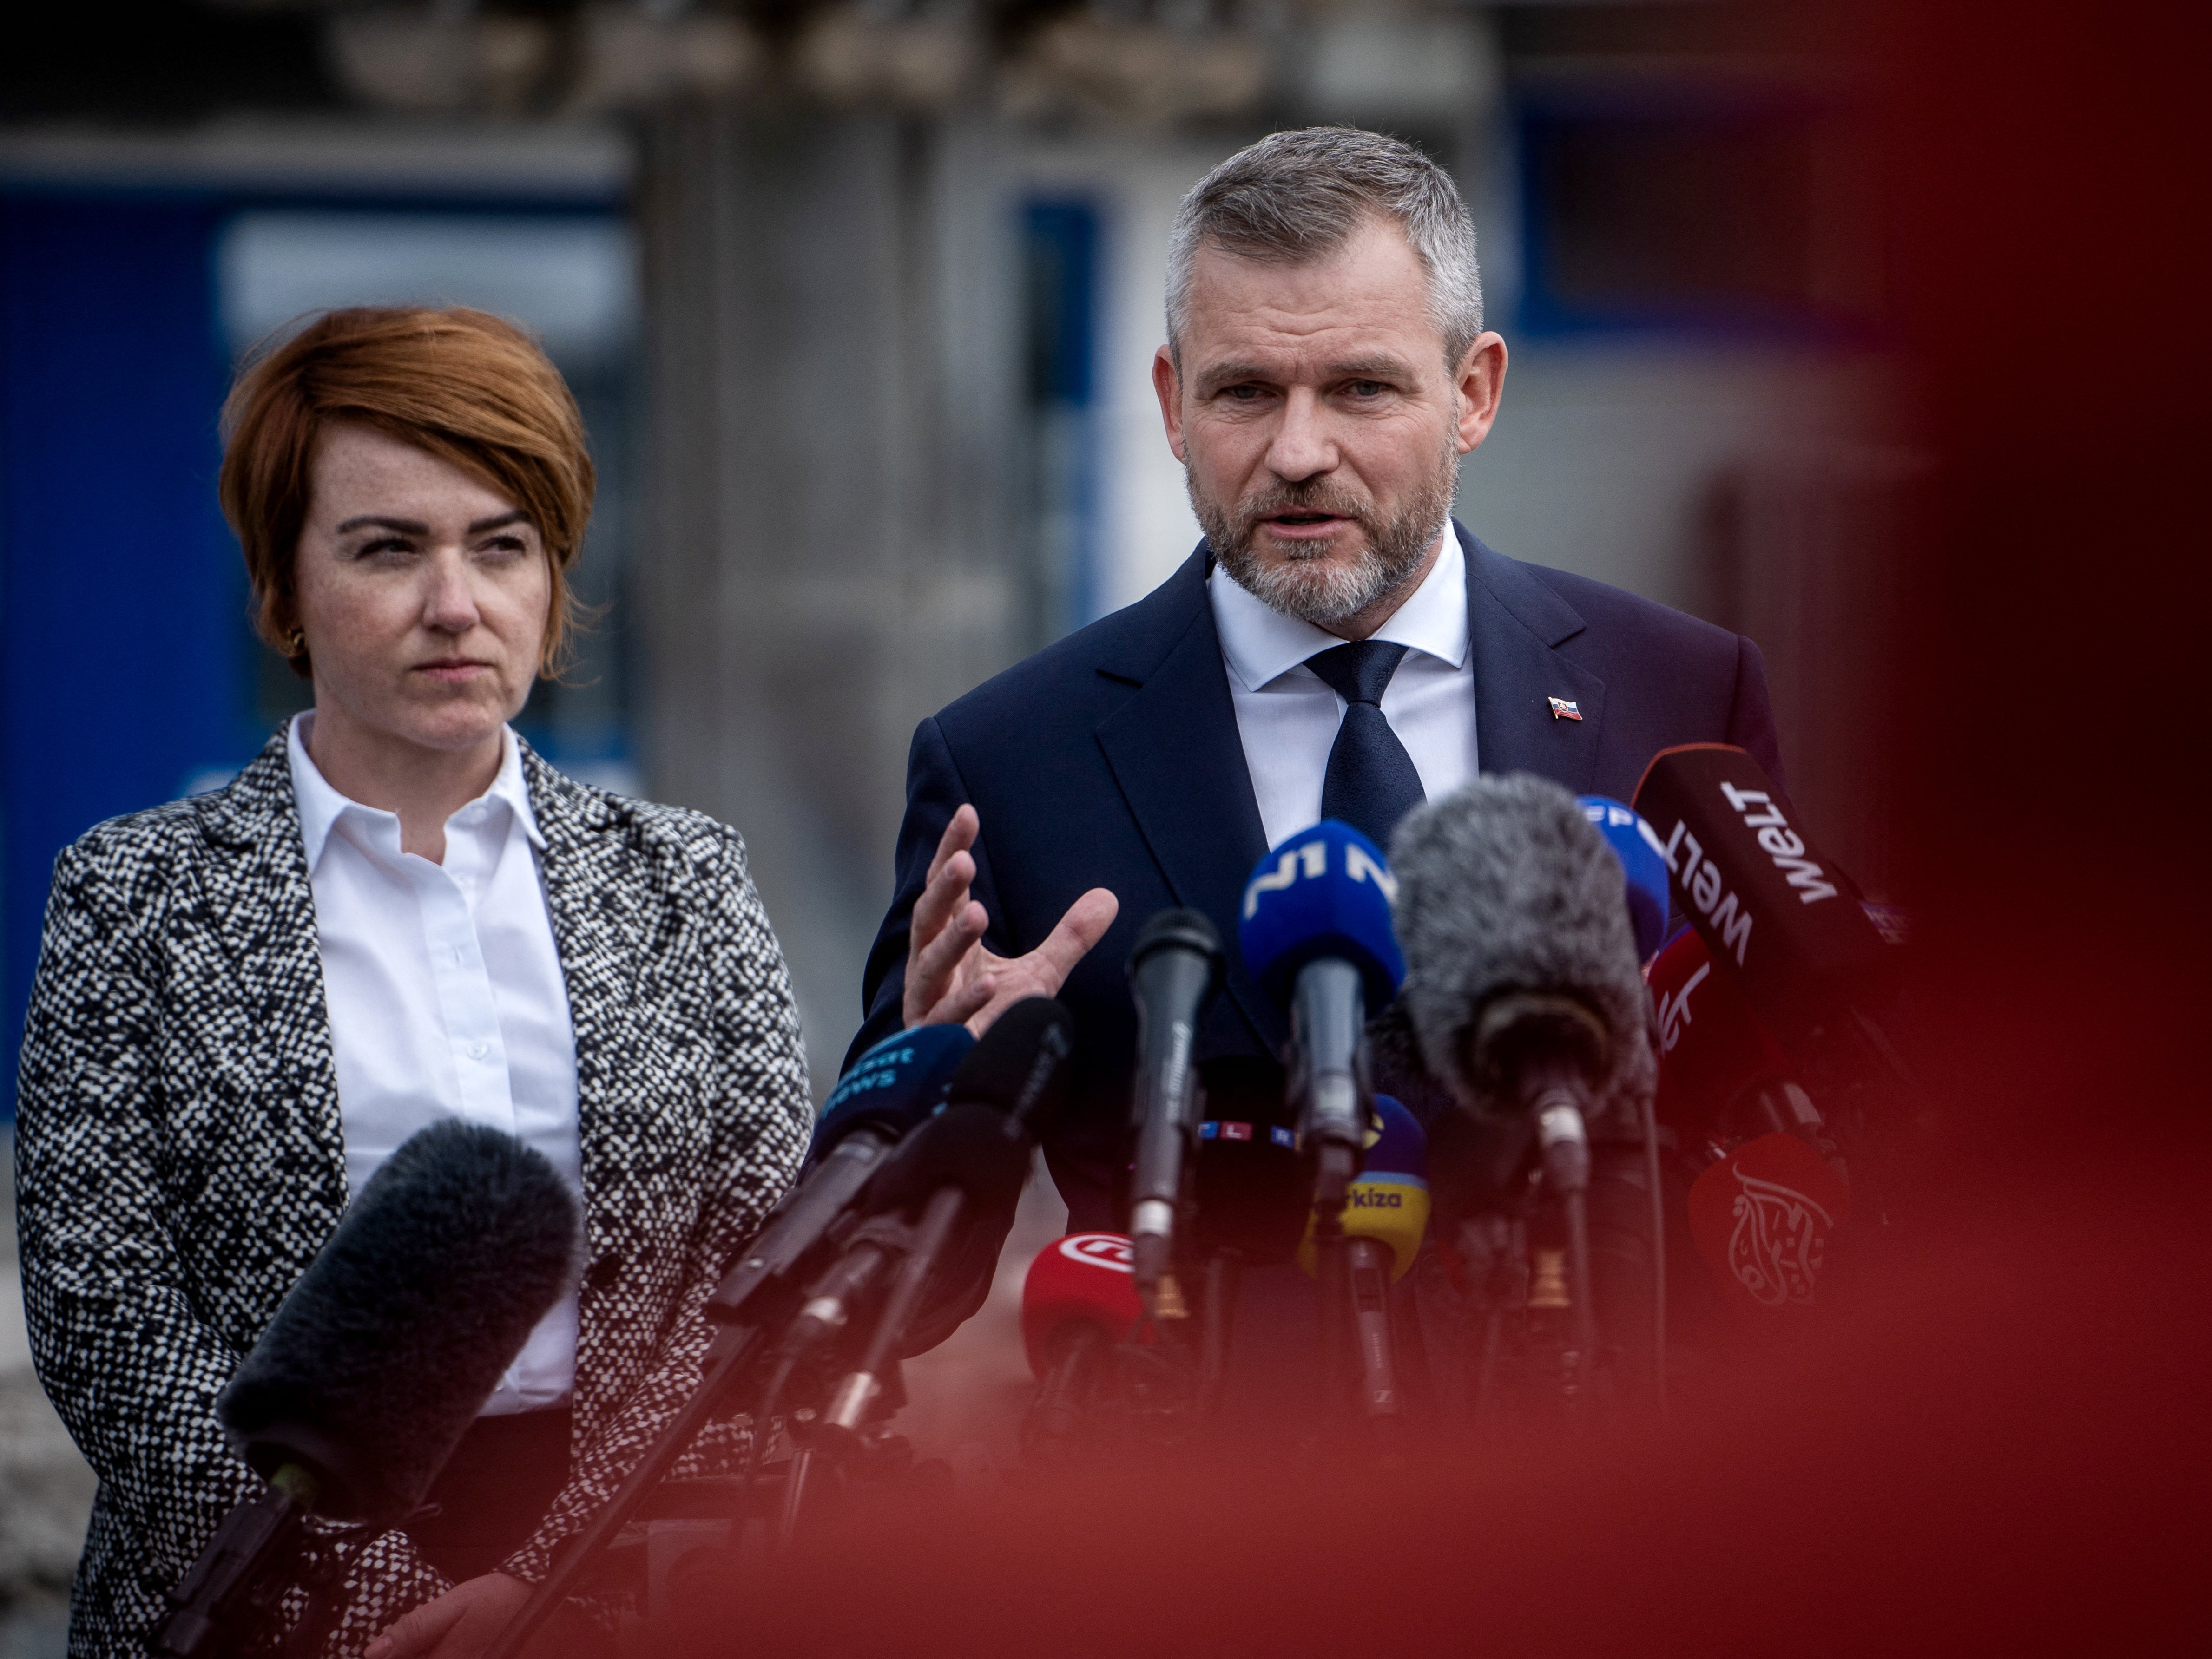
[366,1572,533,1659]
[903,804,1118,1035]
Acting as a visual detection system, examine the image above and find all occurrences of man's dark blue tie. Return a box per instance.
[1306,639,1427,848]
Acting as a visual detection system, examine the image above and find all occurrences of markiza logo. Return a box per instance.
[1727,1167,1834,1307]
[1656,958,1712,1055]
[1349,1187,1406,1209]
[1241,831,1397,919]
[1058,1233,1135,1273]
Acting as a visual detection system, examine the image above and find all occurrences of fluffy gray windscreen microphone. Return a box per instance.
[1387,774,1657,1128]
[218,1120,583,1528]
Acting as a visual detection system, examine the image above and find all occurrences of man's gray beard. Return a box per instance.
[1193,436,1461,627]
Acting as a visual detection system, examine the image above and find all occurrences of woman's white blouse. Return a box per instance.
[287,713,582,1416]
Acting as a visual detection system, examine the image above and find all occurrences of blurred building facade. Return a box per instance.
[0,0,1903,1106]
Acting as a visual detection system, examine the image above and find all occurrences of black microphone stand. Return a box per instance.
[783,1187,967,1546]
[478,1313,774,1659]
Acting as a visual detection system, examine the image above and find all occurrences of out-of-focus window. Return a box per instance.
[216,210,641,793]
[1517,92,1867,339]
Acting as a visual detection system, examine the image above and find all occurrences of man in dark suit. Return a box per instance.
[849,129,1781,1232]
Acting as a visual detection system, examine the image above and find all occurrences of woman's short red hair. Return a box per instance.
[219,306,595,676]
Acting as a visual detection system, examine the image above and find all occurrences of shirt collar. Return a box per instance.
[287,713,545,870]
[1208,530,1469,693]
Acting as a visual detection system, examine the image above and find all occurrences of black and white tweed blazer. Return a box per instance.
[12,733,813,1659]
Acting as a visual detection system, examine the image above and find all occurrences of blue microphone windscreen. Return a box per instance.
[1238,819,1405,1010]
[1580,795,1671,964]
[1366,1094,1429,1181]
[811,1023,977,1161]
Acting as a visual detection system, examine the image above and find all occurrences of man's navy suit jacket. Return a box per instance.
[851,524,1784,1228]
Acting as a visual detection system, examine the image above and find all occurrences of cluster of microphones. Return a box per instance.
[156,744,1917,1656]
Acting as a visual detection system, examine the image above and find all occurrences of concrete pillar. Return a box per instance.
[634,105,1026,1089]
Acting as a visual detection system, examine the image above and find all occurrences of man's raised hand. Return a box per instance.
[903,804,1118,1036]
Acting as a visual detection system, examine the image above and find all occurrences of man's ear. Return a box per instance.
[1152,345,1187,463]
[1454,331,1509,455]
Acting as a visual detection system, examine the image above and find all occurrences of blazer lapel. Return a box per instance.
[523,748,647,1278]
[1093,549,1282,1052]
[194,736,349,1223]
[1462,524,1609,793]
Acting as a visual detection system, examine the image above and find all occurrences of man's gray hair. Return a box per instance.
[1165,127,1484,370]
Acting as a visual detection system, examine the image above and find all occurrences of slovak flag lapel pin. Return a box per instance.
[1548,696,1583,721]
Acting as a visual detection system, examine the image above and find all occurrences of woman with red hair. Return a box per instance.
[13,308,812,1659]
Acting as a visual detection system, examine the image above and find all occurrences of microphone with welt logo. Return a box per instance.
[158,1121,582,1659]
[1631,744,1909,1090]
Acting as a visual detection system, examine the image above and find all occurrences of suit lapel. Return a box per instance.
[1462,525,1609,793]
[1093,551,1282,1051]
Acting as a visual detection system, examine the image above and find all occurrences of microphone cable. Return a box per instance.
[1639,1089,1669,1420]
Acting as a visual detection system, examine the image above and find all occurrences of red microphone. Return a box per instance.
[1651,929,1853,1314]
[1019,1233,1141,1458]
[1686,1133,1852,1317]
[1649,926,1796,1144]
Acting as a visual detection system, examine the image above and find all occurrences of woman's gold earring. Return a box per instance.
[284,628,307,658]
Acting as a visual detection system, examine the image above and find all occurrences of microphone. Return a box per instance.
[1238,820,1405,1428]
[708,1023,974,1327]
[1020,1233,1142,1458]
[1651,927,1853,1316]
[1185,1062,1312,1425]
[1296,1095,1429,1431]
[1685,1130,1852,1316]
[1389,775,1659,1397]
[479,1028,995,1659]
[1237,820,1405,1205]
[1295,1096,1430,1284]
[808,1023,977,1168]
[1190,1070,1310,1267]
[810,1000,1074,1441]
[1650,926,1829,1150]
[1124,909,1225,1308]
[219,1121,582,1527]
[1389,777,1655,1132]
[158,1122,581,1658]
[1578,795,1672,963]
[1631,745,1905,1087]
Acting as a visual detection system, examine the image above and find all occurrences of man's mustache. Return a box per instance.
[1228,484,1376,539]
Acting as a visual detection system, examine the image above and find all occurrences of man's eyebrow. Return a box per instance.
[1328,355,1415,382]
[1193,355,1416,391]
[1195,361,1272,392]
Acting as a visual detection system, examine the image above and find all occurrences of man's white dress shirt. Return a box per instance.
[288,713,583,1416]
[1209,534,1479,850]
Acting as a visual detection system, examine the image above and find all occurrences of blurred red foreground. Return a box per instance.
[667,0,2212,1651]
